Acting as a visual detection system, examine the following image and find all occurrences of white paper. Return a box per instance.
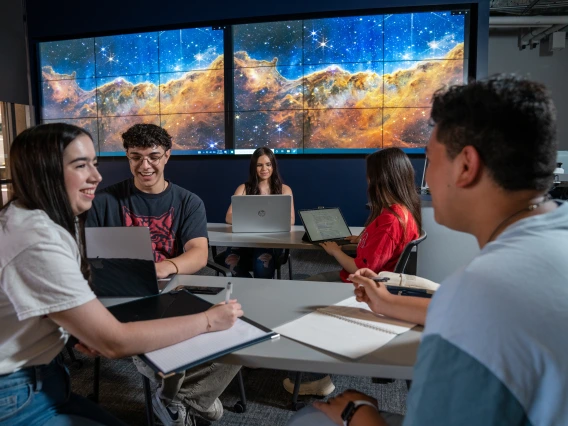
[274,296,415,359]
[144,318,269,374]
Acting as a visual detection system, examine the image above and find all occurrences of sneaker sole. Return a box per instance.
[283,378,335,396]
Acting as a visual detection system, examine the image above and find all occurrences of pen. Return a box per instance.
[225,281,233,304]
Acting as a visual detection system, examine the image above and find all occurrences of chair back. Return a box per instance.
[393,230,427,274]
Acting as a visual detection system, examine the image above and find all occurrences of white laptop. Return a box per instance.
[231,195,291,233]
[85,227,160,298]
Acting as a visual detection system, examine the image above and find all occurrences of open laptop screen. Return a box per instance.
[85,227,159,298]
[299,208,351,242]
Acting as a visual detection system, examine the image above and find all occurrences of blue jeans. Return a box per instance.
[218,247,282,279]
[0,355,126,426]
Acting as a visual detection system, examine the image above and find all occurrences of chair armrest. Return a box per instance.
[205,260,232,277]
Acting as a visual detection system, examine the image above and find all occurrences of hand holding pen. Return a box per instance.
[206,281,243,331]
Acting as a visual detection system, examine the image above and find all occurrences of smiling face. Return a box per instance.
[127,145,170,193]
[63,134,102,216]
[256,155,273,181]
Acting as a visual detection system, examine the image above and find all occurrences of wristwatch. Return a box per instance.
[341,400,378,426]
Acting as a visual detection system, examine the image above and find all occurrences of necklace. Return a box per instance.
[162,180,168,193]
[486,194,551,243]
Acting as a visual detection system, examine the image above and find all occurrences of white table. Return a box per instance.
[207,223,364,250]
[163,275,421,380]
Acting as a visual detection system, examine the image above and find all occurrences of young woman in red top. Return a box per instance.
[284,147,422,397]
[308,147,421,283]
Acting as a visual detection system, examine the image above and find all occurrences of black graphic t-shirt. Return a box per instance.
[86,179,208,262]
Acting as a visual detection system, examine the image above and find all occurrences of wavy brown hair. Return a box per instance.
[3,123,93,285]
[365,148,422,235]
[244,147,284,195]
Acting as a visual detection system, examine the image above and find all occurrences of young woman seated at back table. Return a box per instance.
[284,147,423,397]
[0,123,243,426]
[217,147,294,278]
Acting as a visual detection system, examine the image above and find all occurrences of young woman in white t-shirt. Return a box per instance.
[218,147,294,278]
[0,123,243,425]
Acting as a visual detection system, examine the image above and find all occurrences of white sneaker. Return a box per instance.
[152,393,193,426]
[190,397,223,421]
[283,375,335,396]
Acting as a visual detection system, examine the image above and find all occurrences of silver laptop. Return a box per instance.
[231,195,291,233]
[299,207,352,245]
[85,227,159,298]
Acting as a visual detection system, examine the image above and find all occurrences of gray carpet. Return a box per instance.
[68,248,409,425]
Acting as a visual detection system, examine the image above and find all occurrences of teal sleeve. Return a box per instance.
[403,334,532,426]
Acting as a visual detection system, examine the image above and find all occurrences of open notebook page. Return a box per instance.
[274,296,415,359]
[144,318,271,374]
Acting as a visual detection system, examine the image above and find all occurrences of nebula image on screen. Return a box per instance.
[39,28,224,153]
[38,9,467,154]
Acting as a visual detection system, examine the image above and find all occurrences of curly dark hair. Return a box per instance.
[122,123,172,151]
[431,74,557,192]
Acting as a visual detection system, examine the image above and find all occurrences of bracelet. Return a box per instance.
[341,400,378,426]
[204,312,212,330]
[163,259,179,274]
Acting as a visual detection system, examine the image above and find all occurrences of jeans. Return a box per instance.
[287,406,404,426]
[217,247,282,279]
[132,357,240,412]
[0,355,126,426]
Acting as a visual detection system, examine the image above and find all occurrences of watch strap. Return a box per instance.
[341,400,378,426]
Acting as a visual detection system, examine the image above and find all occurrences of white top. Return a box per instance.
[0,203,95,374]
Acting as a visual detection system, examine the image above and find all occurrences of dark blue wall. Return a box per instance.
[24,0,489,225]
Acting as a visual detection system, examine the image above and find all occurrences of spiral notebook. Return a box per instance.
[274,296,415,359]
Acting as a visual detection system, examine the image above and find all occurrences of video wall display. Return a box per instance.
[37,8,468,155]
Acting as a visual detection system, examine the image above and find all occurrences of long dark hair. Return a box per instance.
[244,147,283,195]
[3,123,93,283]
[365,148,422,234]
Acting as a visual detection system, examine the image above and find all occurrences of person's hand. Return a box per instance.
[205,300,243,332]
[314,390,381,426]
[155,261,174,279]
[74,341,101,357]
[349,270,393,315]
[225,254,240,272]
[319,241,342,255]
[345,235,360,244]
[257,253,273,268]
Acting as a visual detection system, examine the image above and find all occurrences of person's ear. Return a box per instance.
[455,145,482,188]
[163,149,171,164]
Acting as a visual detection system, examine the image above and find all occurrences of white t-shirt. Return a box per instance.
[0,203,95,374]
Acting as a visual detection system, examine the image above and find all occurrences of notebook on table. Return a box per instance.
[85,226,159,298]
[107,287,278,375]
[298,207,353,246]
[274,296,415,359]
[231,194,292,233]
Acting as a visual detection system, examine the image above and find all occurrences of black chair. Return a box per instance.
[393,230,427,274]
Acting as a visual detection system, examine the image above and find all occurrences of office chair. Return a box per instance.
[393,230,427,274]
[371,229,427,389]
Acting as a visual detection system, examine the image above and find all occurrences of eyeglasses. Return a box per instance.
[127,152,166,166]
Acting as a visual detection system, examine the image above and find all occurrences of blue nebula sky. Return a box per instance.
[234,11,464,80]
[39,28,224,82]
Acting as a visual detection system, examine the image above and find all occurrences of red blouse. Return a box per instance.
[340,204,419,282]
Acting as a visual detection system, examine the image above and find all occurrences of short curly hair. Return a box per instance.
[122,124,172,151]
[431,74,557,192]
